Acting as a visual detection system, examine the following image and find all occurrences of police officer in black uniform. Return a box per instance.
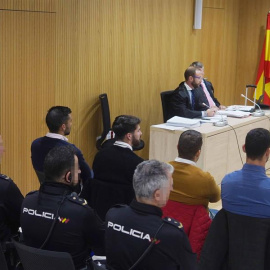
[105,160,197,270]
[0,135,24,270]
[0,173,24,242]
[21,145,104,270]
[0,135,24,242]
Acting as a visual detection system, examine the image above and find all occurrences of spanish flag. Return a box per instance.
[255,12,270,105]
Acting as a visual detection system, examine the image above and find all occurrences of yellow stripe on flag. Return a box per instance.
[265,81,270,97]
[266,30,270,68]
[256,72,265,99]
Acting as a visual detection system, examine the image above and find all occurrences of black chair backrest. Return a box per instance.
[96,93,145,151]
[13,241,76,270]
[96,93,112,150]
[160,90,174,122]
[0,244,8,270]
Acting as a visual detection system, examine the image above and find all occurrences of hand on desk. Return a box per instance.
[219,105,227,110]
[206,108,217,117]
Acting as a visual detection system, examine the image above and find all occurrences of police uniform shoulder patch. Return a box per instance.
[67,193,88,206]
[163,217,183,229]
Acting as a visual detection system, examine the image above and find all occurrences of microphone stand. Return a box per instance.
[240,94,265,117]
[202,103,228,127]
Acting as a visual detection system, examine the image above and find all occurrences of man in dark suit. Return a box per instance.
[31,106,93,202]
[191,61,226,110]
[170,67,217,119]
[92,115,144,220]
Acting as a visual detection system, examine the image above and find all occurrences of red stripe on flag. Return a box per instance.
[264,79,270,105]
[256,38,265,85]
[267,13,270,30]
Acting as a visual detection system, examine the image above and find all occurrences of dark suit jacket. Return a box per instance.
[169,81,205,119]
[198,79,221,108]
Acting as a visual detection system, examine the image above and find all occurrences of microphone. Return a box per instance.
[240,94,265,117]
[202,103,228,126]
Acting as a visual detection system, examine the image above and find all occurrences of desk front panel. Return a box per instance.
[149,115,270,184]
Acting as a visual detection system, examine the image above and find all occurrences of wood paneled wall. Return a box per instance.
[0,3,56,194]
[0,0,268,195]
[236,0,270,104]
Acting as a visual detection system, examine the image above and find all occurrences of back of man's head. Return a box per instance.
[112,115,141,140]
[190,61,204,69]
[44,145,75,182]
[245,128,270,160]
[133,160,173,200]
[46,106,72,133]
[178,130,202,160]
[184,66,197,81]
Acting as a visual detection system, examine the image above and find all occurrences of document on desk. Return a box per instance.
[217,110,250,118]
[166,116,201,128]
[200,115,227,123]
[226,105,255,112]
[152,123,185,131]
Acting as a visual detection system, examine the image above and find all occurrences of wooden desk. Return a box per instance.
[149,114,270,184]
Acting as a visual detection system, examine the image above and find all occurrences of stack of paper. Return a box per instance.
[166,116,201,128]
[217,110,250,118]
[226,105,255,112]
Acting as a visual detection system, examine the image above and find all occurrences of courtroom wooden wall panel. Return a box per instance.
[0,0,56,12]
[204,0,225,9]
[201,0,240,107]
[235,0,270,105]
[221,0,240,105]
[201,7,225,104]
[0,10,56,195]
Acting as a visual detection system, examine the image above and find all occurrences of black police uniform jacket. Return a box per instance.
[0,173,24,242]
[20,182,104,269]
[105,200,197,270]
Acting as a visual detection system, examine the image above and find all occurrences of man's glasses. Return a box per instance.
[193,76,201,79]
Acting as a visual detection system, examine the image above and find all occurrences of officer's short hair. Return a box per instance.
[112,115,141,140]
[178,130,202,160]
[245,128,270,160]
[44,145,76,182]
[46,106,72,133]
[133,160,173,199]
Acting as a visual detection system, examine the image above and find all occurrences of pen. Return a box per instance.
[202,103,210,108]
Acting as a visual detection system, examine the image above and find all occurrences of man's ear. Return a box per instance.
[153,189,161,202]
[65,171,72,183]
[60,123,66,132]
[126,132,132,141]
[265,148,270,159]
[242,144,246,153]
[195,149,201,159]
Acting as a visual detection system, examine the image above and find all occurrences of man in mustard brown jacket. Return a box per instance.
[169,130,220,208]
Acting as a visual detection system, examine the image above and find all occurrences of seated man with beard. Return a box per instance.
[169,67,216,119]
[21,145,104,269]
[92,115,144,220]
